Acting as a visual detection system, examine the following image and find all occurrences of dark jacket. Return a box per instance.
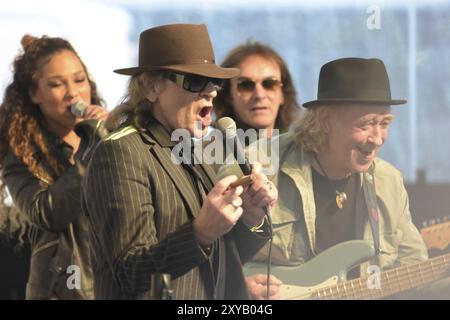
[1,120,106,299]
[82,116,269,299]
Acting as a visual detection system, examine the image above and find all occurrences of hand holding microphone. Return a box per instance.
[72,101,109,169]
[216,117,276,301]
[70,100,109,121]
[70,101,88,118]
[215,117,277,227]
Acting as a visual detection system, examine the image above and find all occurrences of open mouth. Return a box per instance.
[357,147,374,158]
[196,106,213,131]
[199,106,212,118]
[66,105,76,117]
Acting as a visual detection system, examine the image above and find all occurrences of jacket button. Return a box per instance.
[57,266,63,272]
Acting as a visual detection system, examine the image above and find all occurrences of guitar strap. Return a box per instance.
[362,166,381,258]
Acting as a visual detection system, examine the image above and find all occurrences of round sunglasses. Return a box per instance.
[236,77,283,93]
[164,72,224,93]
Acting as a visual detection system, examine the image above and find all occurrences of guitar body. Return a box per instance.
[244,240,375,299]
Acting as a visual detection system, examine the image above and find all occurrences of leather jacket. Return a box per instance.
[1,120,107,299]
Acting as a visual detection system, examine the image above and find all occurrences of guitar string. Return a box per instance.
[284,253,450,300]
[313,257,450,300]
[313,255,450,300]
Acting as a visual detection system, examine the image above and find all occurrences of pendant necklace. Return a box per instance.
[313,153,348,209]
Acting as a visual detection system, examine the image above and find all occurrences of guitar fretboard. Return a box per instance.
[310,253,450,299]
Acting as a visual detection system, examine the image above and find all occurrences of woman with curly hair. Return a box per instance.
[0,34,108,299]
[214,41,301,140]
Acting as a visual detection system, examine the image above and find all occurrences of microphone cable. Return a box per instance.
[215,117,275,300]
[264,205,273,301]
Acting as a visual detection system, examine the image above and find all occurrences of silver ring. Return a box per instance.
[231,199,241,208]
[264,180,273,191]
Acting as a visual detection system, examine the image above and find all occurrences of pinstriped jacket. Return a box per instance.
[81,116,269,299]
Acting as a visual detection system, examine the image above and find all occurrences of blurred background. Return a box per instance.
[0,0,449,298]
[2,0,449,183]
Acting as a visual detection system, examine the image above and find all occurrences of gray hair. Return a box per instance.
[291,105,332,153]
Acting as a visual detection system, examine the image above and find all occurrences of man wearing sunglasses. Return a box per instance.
[82,24,277,300]
[215,41,301,142]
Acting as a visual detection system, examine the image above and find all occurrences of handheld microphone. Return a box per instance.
[216,117,273,300]
[215,117,252,175]
[70,101,87,118]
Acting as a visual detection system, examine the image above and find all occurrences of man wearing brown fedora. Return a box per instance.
[81,24,277,300]
[244,57,450,299]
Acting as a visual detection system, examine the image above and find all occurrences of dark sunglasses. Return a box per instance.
[164,72,224,93]
[236,77,283,92]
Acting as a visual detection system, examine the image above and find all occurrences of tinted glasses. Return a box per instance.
[165,72,224,93]
[236,77,283,93]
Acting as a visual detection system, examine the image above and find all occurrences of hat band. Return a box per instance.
[139,57,216,67]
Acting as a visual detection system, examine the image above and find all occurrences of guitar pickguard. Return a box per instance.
[280,276,340,300]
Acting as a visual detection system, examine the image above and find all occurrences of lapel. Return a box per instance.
[198,161,218,190]
[279,143,317,255]
[141,119,202,218]
[358,162,385,252]
[355,173,368,240]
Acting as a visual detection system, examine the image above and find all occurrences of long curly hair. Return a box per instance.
[291,105,331,154]
[0,34,103,240]
[214,40,301,132]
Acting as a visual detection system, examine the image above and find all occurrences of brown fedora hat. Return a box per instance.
[303,57,407,108]
[114,23,239,79]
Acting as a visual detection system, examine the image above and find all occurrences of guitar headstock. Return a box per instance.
[421,217,450,251]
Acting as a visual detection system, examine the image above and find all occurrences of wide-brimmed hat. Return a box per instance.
[114,23,239,79]
[303,57,407,108]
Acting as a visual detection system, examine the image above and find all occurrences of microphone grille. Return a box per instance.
[70,101,87,117]
[216,117,237,136]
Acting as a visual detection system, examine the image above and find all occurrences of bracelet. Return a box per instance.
[244,218,265,233]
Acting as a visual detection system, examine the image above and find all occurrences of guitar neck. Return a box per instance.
[312,253,450,299]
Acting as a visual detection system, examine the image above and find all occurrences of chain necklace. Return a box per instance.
[313,153,348,209]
